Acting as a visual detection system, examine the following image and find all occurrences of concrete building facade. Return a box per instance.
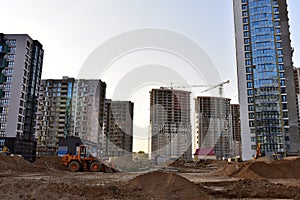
[194,96,232,159]
[0,34,44,161]
[104,100,133,157]
[36,77,75,156]
[233,0,300,160]
[231,104,242,157]
[150,88,192,160]
[71,79,106,157]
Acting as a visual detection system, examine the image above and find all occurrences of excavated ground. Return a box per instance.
[0,155,300,199]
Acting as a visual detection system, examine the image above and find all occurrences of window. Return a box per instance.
[281,95,287,102]
[249,121,254,127]
[282,103,287,110]
[275,28,280,34]
[251,145,257,150]
[242,5,247,10]
[242,0,247,3]
[249,113,254,119]
[245,53,251,59]
[8,40,17,46]
[248,105,254,111]
[248,97,254,103]
[251,137,256,142]
[245,45,250,51]
[243,25,249,30]
[242,11,248,17]
[277,43,282,48]
[279,72,284,78]
[246,67,252,73]
[246,74,252,80]
[245,60,252,66]
[277,50,282,55]
[278,64,284,70]
[243,18,248,23]
[244,31,249,37]
[244,38,250,44]
[8,61,14,67]
[276,35,281,41]
[247,82,253,88]
[247,89,253,96]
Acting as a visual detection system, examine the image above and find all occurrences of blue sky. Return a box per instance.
[1,0,299,152]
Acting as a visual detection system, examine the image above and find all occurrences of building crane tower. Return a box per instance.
[201,80,230,97]
[164,80,230,97]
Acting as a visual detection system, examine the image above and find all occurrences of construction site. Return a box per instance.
[0,153,300,199]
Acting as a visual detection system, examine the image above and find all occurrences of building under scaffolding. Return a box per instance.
[150,88,192,160]
[195,96,232,159]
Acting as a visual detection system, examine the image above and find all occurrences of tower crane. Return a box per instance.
[200,80,230,97]
[163,80,230,97]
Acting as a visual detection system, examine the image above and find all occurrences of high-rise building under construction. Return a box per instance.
[233,0,300,160]
[150,88,192,160]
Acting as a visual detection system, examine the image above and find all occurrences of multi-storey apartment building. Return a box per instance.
[194,96,232,159]
[231,104,242,157]
[233,0,300,160]
[0,34,44,161]
[104,99,133,157]
[150,88,192,160]
[71,79,106,157]
[36,77,75,156]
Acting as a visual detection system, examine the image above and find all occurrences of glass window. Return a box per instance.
[281,95,287,102]
[247,89,253,96]
[278,57,283,63]
[248,105,254,111]
[243,25,249,30]
[246,67,252,73]
[279,72,284,78]
[244,31,250,37]
[245,60,252,66]
[247,82,253,88]
[248,97,254,103]
[243,18,248,23]
[245,45,250,51]
[278,64,284,70]
[245,53,251,59]
[244,38,250,44]
[246,74,252,80]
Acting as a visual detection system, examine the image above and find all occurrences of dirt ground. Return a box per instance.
[1,155,300,199]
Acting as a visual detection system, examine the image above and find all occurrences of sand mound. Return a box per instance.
[33,156,66,171]
[215,158,300,179]
[0,155,46,173]
[248,158,300,179]
[124,171,210,199]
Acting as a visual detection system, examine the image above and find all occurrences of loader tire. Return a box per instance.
[90,162,101,172]
[68,161,80,172]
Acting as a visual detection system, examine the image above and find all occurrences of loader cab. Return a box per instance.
[79,145,87,158]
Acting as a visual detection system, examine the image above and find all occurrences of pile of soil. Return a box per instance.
[123,171,211,199]
[33,156,67,171]
[214,158,300,179]
[210,179,300,199]
[0,155,46,173]
[248,158,300,179]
